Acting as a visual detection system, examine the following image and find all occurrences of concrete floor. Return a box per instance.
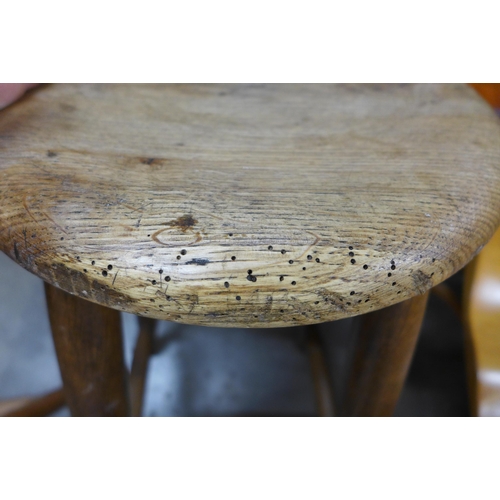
[0,251,470,416]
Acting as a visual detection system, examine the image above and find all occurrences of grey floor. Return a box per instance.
[0,251,470,416]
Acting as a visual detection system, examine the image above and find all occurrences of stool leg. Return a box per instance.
[342,292,429,417]
[306,324,336,417]
[130,317,156,417]
[44,283,130,416]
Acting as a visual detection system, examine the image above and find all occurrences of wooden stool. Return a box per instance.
[1,84,499,416]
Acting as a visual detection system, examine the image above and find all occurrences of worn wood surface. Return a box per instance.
[1,84,500,327]
[464,227,500,416]
[341,292,429,416]
[45,283,130,416]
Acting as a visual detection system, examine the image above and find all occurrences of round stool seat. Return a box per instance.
[1,83,500,327]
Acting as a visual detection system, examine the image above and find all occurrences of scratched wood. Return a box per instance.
[1,84,500,328]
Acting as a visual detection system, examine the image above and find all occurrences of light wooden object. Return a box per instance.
[460,84,500,417]
[1,84,500,328]
[464,228,500,416]
[2,84,500,417]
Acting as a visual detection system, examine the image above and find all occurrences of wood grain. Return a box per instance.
[1,84,500,327]
[341,292,429,416]
[45,283,130,416]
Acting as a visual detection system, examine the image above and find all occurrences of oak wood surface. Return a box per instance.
[1,84,500,327]
[341,292,429,416]
[45,283,130,416]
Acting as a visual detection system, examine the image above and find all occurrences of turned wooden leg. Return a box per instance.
[130,317,156,417]
[306,324,335,417]
[342,293,429,417]
[1,389,65,417]
[45,283,130,416]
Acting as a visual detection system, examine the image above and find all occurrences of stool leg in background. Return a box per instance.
[342,292,429,417]
[130,317,156,417]
[45,283,130,416]
[306,324,336,417]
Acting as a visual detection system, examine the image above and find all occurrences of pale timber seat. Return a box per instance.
[1,83,500,416]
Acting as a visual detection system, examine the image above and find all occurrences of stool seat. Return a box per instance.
[1,83,500,328]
